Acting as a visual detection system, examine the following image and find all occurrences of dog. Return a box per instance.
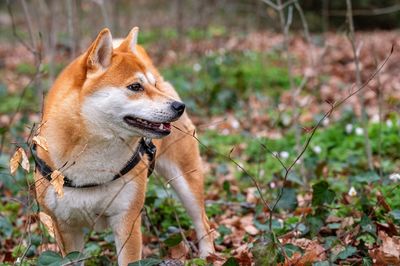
[34,27,214,265]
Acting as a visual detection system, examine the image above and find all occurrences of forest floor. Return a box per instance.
[0,30,400,265]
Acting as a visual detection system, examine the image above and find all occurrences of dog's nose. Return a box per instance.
[171,101,185,115]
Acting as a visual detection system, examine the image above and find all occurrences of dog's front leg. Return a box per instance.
[55,221,85,256]
[107,175,147,266]
[155,155,215,258]
[109,212,142,266]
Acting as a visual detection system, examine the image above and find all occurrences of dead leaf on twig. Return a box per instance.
[32,135,49,151]
[20,148,30,173]
[10,148,22,175]
[50,170,65,198]
[39,212,55,238]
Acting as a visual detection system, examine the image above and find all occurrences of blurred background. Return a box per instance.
[0,0,400,265]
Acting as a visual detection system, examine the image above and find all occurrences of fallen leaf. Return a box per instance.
[169,241,189,260]
[20,148,30,173]
[235,249,252,266]
[9,148,22,175]
[50,170,65,198]
[33,135,49,151]
[244,225,259,236]
[39,212,55,238]
[372,231,400,264]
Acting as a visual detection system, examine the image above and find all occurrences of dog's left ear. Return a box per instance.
[86,28,113,74]
[116,27,139,54]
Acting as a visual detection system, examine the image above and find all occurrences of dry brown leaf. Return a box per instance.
[33,135,49,151]
[9,148,22,175]
[39,212,55,238]
[20,148,30,173]
[235,249,252,266]
[370,231,400,264]
[169,241,189,260]
[50,170,65,198]
[244,224,259,236]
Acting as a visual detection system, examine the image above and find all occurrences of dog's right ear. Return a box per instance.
[86,28,113,75]
[116,27,139,54]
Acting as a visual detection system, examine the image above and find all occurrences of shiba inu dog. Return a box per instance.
[34,27,214,265]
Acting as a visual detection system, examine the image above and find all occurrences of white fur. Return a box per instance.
[135,72,147,84]
[112,38,124,49]
[155,159,214,258]
[49,136,139,187]
[129,27,139,53]
[45,178,137,229]
[146,72,156,86]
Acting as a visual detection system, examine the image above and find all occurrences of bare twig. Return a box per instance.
[346,0,373,170]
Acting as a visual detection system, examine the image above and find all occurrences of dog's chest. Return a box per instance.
[45,179,137,226]
[51,139,137,187]
[45,139,140,226]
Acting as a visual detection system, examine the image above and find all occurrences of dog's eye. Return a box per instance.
[127,82,143,92]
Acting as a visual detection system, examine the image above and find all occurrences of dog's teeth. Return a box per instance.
[159,124,164,130]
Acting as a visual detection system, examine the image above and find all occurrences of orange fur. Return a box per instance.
[34,27,214,265]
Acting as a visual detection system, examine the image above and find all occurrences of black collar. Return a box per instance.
[31,138,156,188]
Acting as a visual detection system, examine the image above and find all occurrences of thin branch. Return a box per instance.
[346,0,373,170]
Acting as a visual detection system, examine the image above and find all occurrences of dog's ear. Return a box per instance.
[116,27,139,54]
[86,28,113,74]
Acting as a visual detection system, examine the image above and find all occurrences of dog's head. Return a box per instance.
[80,27,184,139]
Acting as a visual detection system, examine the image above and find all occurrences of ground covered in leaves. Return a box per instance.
[1,30,400,265]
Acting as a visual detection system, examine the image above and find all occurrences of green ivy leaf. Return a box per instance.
[312,181,335,206]
[306,215,324,237]
[362,257,373,266]
[389,210,400,220]
[336,246,357,260]
[37,251,63,266]
[60,251,85,265]
[164,233,183,247]
[128,258,163,266]
[353,171,380,184]
[222,257,240,266]
[276,188,298,211]
[283,243,302,258]
[312,261,330,266]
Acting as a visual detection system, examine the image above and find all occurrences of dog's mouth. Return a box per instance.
[123,116,171,134]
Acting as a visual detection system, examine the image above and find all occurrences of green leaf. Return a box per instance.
[189,258,207,266]
[336,246,357,260]
[390,210,400,220]
[128,258,163,266]
[312,261,330,266]
[360,215,376,235]
[306,215,324,237]
[312,181,335,206]
[0,217,13,238]
[276,188,298,211]
[327,223,341,229]
[287,172,304,185]
[164,233,183,247]
[353,171,380,184]
[362,257,373,266]
[223,257,240,266]
[37,251,63,266]
[283,243,302,258]
[60,251,85,265]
